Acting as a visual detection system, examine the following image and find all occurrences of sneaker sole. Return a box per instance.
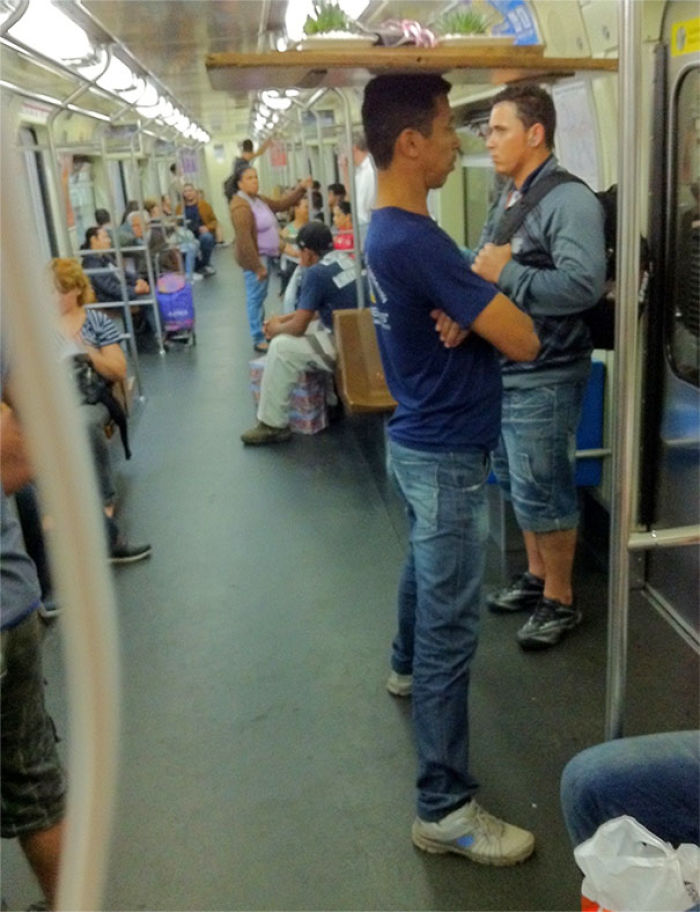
[412,826,535,866]
[109,548,152,565]
[386,682,412,697]
[241,434,291,446]
[488,598,542,614]
[517,613,583,650]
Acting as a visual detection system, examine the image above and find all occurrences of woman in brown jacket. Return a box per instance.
[230,167,311,352]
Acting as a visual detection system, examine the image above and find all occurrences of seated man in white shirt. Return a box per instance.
[241,222,360,446]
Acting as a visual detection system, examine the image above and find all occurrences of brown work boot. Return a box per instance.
[241,421,292,446]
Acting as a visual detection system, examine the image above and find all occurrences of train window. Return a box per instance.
[67,156,95,246]
[19,126,58,259]
[668,67,700,388]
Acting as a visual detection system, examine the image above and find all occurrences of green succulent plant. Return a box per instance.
[303,0,354,35]
[437,7,488,36]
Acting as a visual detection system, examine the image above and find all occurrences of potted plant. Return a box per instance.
[434,5,513,46]
[300,1,373,47]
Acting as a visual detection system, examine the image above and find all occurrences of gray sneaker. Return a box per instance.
[487,571,544,613]
[241,422,292,446]
[516,597,582,650]
[412,800,535,866]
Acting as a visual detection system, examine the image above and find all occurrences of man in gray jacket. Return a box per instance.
[442,84,605,650]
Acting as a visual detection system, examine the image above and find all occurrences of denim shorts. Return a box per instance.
[492,379,587,533]
[1,612,66,838]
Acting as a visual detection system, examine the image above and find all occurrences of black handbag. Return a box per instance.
[71,354,131,459]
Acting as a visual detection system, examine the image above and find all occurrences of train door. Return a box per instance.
[645,2,699,639]
[18,125,58,260]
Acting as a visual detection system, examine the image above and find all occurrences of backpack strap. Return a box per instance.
[491,171,586,246]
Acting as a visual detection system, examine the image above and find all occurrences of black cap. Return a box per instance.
[297,222,333,255]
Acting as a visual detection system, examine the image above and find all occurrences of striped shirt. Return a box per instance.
[80,309,122,348]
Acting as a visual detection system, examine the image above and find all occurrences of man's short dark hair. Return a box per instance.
[337,200,351,217]
[169,163,177,174]
[491,84,556,150]
[297,222,333,255]
[94,208,110,226]
[362,74,452,169]
[328,182,346,198]
[241,139,254,153]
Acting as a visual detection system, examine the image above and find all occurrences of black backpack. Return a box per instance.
[491,173,641,350]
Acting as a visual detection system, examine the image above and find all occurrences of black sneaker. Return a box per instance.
[487,572,544,613]
[516,597,582,650]
[109,541,152,564]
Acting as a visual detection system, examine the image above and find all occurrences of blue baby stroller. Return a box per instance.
[155,248,196,348]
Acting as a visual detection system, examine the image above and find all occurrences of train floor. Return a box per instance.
[3,247,698,912]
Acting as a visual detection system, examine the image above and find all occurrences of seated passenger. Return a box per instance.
[117,211,149,277]
[560,730,700,848]
[197,188,225,244]
[333,200,354,253]
[119,200,139,226]
[280,196,310,293]
[95,207,114,246]
[241,223,360,446]
[176,183,217,276]
[80,227,150,302]
[143,198,172,267]
[51,258,151,563]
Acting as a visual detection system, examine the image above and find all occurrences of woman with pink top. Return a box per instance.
[230,167,311,352]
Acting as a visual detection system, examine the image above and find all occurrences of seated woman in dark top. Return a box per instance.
[80,226,150,302]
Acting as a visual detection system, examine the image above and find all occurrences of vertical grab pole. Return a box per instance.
[332,88,365,310]
[605,0,642,740]
[100,128,144,398]
[314,107,328,222]
[130,129,165,353]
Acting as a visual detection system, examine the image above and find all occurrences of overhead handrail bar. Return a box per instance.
[2,96,121,912]
[0,15,205,147]
[45,44,112,254]
[0,0,28,35]
[605,0,642,742]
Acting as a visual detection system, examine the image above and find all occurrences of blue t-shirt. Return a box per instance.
[365,207,502,452]
[298,250,360,330]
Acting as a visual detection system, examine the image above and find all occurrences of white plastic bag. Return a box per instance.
[574,816,700,912]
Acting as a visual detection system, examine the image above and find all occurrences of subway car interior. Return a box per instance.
[0,0,698,909]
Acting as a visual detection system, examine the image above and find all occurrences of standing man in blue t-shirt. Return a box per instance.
[362,74,540,865]
[241,222,360,446]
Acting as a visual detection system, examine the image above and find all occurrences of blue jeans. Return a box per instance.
[243,258,269,345]
[389,439,490,821]
[195,231,215,269]
[560,731,700,847]
[492,379,587,533]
